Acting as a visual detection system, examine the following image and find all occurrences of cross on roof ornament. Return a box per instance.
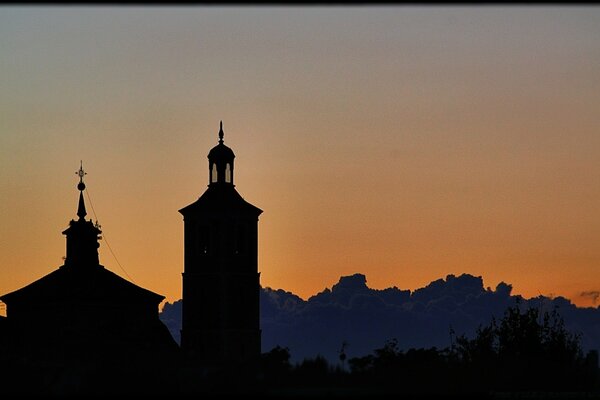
[76,160,86,183]
[76,161,87,191]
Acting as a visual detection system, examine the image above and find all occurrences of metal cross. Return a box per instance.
[76,160,87,183]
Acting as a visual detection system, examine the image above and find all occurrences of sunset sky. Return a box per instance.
[1,6,599,313]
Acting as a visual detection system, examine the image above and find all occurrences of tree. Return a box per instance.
[260,346,292,383]
[454,302,588,391]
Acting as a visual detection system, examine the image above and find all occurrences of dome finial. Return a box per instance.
[218,120,224,144]
[76,161,87,220]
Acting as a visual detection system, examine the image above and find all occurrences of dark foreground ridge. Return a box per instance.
[4,300,590,397]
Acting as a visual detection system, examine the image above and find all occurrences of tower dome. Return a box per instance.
[207,121,235,186]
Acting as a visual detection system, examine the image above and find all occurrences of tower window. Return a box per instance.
[198,225,209,254]
[235,225,245,255]
[225,163,231,183]
[211,163,218,183]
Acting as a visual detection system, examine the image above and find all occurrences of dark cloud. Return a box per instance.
[159,299,182,344]
[580,291,600,305]
[160,273,600,364]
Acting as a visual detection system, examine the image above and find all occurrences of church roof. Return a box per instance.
[0,162,166,309]
[0,263,164,306]
[179,184,262,218]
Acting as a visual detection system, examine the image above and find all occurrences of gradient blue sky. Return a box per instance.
[1,6,599,312]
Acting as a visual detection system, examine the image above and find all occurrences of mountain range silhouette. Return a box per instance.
[161,273,600,364]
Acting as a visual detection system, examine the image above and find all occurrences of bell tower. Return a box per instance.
[180,122,262,367]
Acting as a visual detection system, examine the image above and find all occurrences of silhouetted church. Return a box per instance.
[180,122,262,367]
[0,164,179,395]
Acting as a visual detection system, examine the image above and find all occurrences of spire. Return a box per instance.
[218,120,224,144]
[76,161,87,220]
[63,161,101,267]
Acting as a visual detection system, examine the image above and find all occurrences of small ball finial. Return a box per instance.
[218,120,224,144]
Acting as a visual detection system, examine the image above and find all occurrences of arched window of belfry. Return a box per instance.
[211,163,218,183]
[225,163,231,183]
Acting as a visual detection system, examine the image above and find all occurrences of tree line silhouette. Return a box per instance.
[257,301,599,397]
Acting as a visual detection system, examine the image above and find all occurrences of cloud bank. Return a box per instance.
[160,273,600,363]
